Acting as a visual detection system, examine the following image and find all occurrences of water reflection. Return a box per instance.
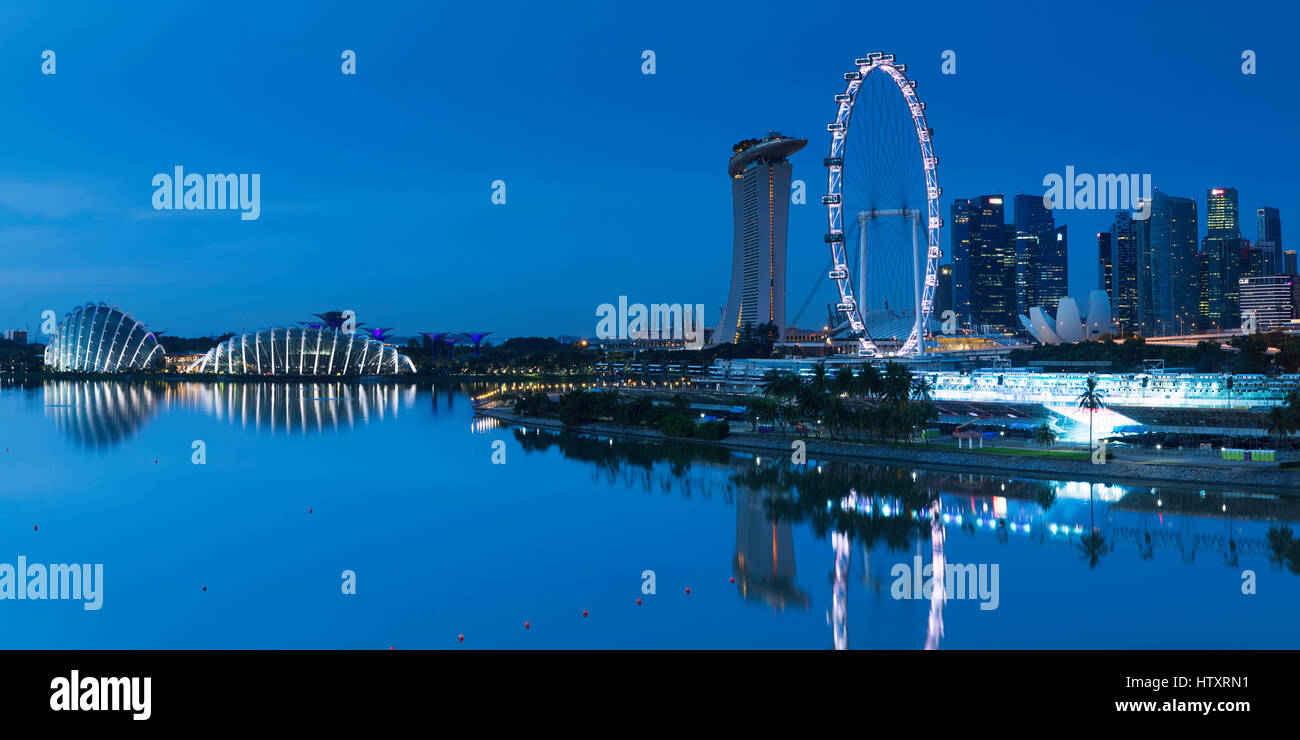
[14,379,431,446]
[195,382,418,435]
[43,380,163,448]
[735,489,810,611]
[515,428,1300,649]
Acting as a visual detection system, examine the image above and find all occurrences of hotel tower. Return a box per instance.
[714,133,806,344]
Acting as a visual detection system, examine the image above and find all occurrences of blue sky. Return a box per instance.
[0,0,1295,339]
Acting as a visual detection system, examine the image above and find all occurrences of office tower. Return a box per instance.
[1146,190,1199,335]
[967,195,1015,332]
[1239,275,1296,332]
[1110,212,1140,335]
[1013,194,1055,314]
[935,264,953,318]
[950,199,972,323]
[1134,211,1155,334]
[1040,224,1069,308]
[1286,250,1297,277]
[1197,251,1210,329]
[1098,232,1113,300]
[1203,187,1242,328]
[1245,241,1270,278]
[1257,206,1283,274]
[715,133,805,344]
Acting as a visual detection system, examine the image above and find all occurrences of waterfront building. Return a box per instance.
[1019,290,1112,344]
[43,303,164,372]
[188,327,415,375]
[715,133,806,344]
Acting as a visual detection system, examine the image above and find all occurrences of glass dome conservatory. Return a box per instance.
[187,327,416,375]
[44,303,165,372]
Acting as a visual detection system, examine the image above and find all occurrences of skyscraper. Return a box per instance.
[1098,232,1112,300]
[1203,187,1242,329]
[1110,212,1140,335]
[935,263,953,319]
[967,195,1015,332]
[1239,275,1296,332]
[1198,250,1210,329]
[1257,206,1283,274]
[1146,190,1199,335]
[1040,224,1069,309]
[715,133,806,344]
[950,199,972,324]
[1013,194,1055,315]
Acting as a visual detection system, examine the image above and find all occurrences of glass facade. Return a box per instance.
[188,327,415,375]
[44,303,164,372]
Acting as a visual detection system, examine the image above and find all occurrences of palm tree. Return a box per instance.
[882,362,912,407]
[1076,374,1106,457]
[1033,422,1057,448]
[857,363,882,399]
[833,366,856,397]
[1265,406,1293,451]
[911,376,933,402]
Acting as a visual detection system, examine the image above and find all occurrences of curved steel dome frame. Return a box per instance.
[188,327,416,376]
[44,302,165,372]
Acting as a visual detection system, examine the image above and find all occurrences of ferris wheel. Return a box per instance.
[823,52,941,357]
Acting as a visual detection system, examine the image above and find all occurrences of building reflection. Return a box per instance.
[40,380,421,444]
[43,380,162,448]
[733,488,811,612]
[194,382,418,434]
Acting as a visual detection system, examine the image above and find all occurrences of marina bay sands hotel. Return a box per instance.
[714,133,807,345]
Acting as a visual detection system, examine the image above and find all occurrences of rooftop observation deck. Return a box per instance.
[728,134,807,178]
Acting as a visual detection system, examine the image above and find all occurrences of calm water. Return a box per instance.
[1,378,1297,649]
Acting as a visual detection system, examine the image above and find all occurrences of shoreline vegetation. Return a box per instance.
[489,360,1300,493]
[477,406,1300,493]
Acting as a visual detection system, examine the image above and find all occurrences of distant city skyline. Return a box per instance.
[0,0,1295,340]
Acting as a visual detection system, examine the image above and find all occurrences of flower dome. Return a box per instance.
[44,303,165,372]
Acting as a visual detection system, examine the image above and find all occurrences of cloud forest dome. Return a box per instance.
[188,327,415,375]
[44,303,165,372]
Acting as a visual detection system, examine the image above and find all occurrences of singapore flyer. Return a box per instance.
[824,52,941,357]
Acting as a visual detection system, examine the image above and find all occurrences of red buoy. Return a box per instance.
[458,634,464,642]
[637,598,642,605]
[730,577,735,583]
[583,610,588,618]
[524,621,530,629]
[685,587,691,595]
[34,525,38,531]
